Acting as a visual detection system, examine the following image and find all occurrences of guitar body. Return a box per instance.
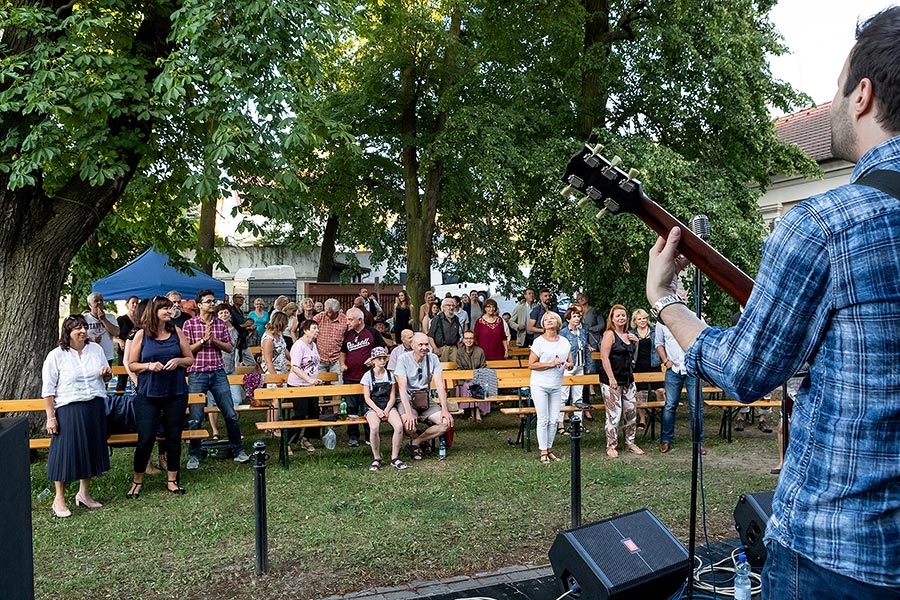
[561,144,755,306]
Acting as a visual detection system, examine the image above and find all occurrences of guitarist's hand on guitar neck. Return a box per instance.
[647,226,690,303]
[645,226,708,348]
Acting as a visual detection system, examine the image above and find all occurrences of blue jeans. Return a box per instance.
[188,370,243,457]
[762,540,900,599]
[660,369,702,445]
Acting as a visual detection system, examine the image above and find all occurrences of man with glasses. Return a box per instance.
[182,289,249,467]
[395,332,453,461]
[427,298,461,362]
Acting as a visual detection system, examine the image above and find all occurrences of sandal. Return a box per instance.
[558,427,568,436]
[211,434,220,441]
[539,452,551,465]
[368,459,381,472]
[300,439,316,452]
[167,478,186,495]
[409,443,424,461]
[547,451,561,462]
[390,457,408,470]
[126,480,143,499]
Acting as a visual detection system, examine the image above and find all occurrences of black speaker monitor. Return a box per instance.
[733,490,774,568]
[549,508,689,600]
[0,417,35,600]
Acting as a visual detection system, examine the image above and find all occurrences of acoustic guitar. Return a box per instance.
[560,143,755,306]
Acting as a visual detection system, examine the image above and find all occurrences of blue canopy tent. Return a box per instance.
[91,247,225,301]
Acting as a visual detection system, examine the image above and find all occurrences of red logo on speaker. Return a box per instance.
[622,538,640,553]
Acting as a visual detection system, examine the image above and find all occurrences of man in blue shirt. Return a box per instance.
[645,8,900,598]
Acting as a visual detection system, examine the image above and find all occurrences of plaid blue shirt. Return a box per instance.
[686,135,900,587]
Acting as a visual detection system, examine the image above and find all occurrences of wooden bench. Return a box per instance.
[0,393,209,450]
[253,383,369,466]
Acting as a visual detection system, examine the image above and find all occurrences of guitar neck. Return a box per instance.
[637,196,754,306]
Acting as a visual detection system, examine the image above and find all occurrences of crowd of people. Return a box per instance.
[40,283,757,515]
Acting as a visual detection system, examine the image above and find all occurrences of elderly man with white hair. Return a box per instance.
[84,292,120,366]
[313,298,349,379]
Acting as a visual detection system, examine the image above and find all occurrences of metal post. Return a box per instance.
[569,414,583,529]
[252,440,270,575]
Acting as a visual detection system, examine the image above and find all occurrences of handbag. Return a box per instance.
[410,355,432,411]
[105,392,137,435]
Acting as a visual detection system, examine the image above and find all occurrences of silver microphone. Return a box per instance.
[691,214,710,241]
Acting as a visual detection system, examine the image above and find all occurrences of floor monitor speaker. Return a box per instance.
[0,417,35,600]
[733,490,774,567]
[548,508,689,600]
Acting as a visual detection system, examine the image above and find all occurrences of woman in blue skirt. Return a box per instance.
[42,314,113,518]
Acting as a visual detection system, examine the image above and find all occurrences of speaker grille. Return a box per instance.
[568,509,688,589]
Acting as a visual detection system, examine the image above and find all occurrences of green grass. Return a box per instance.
[30,410,781,600]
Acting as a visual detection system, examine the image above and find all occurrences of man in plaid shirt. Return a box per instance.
[183,289,249,468]
[313,298,349,379]
[646,9,900,597]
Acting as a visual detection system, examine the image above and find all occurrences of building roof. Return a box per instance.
[774,102,833,162]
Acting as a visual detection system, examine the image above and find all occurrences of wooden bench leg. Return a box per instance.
[279,433,289,468]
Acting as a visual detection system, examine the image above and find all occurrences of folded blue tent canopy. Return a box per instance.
[91,247,225,301]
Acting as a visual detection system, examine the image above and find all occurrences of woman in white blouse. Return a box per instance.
[42,314,113,517]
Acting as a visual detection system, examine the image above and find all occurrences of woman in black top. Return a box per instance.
[599,304,644,458]
[392,290,411,335]
[127,296,194,496]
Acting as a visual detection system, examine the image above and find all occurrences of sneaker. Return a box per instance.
[233,450,250,463]
[186,456,200,470]
[365,440,372,446]
[348,438,360,448]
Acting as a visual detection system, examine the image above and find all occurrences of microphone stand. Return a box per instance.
[686,216,708,598]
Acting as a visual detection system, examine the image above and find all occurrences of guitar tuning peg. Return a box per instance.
[590,143,604,156]
[596,208,609,220]
[608,155,622,169]
[626,168,640,181]
[577,197,592,209]
[561,185,575,198]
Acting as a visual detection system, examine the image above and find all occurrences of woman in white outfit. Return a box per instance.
[528,311,573,464]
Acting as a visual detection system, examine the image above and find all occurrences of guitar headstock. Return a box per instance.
[560,144,645,218]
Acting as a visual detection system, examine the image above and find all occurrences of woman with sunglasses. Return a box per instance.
[127,296,194,495]
[41,314,113,517]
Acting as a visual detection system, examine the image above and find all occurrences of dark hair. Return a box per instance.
[127,295,140,304]
[564,306,583,322]
[396,290,409,307]
[844,7,900,133]
[142,295,177,337]
[299,319,317,335]
[196,289,215,303]
[59,314,89,351]
[214,303,231,314]
[135,298,149,324]
[482,298,499,312]
[539,288,550,295]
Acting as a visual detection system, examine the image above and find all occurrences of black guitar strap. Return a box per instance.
[855,169,900,201]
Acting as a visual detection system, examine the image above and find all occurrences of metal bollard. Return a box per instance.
[252,440,270,575]
[569,414,582,529]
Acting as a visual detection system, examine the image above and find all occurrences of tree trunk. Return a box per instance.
[400,10,460,330]
[579,0,611,140]
[0,179,129,433]
[317,212,340,282]
[197,195,217,275]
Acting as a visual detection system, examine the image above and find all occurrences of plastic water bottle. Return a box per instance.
[438,436,447,460]
[734,553,751,600]
[339,399,347,421]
